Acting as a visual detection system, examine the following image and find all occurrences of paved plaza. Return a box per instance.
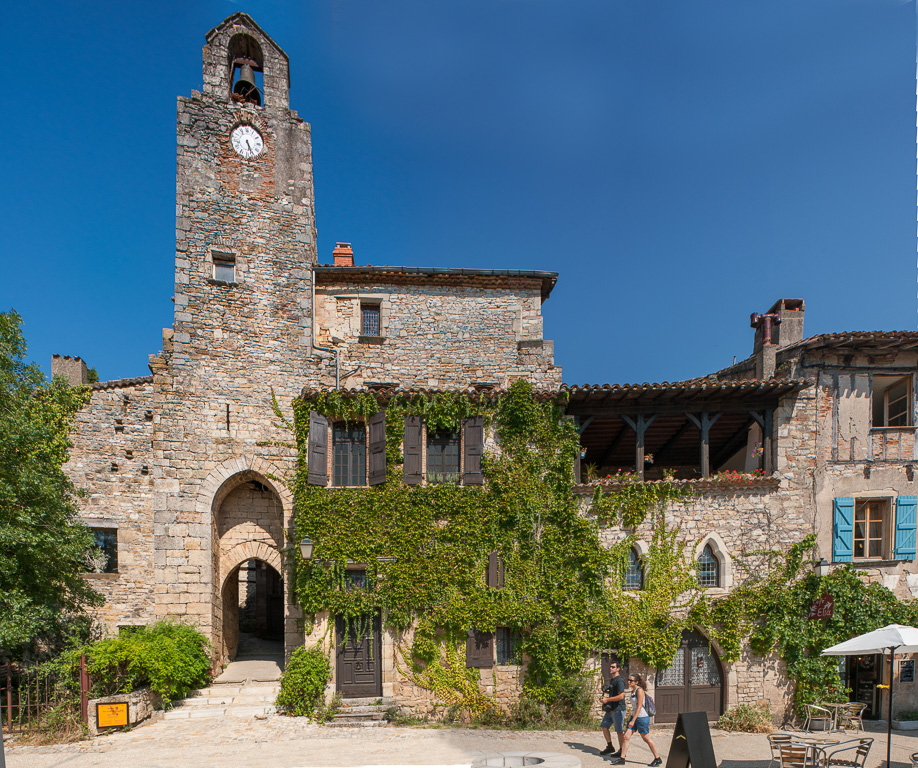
[6,718,918,768]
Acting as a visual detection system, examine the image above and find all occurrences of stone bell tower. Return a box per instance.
[150,13,316,662]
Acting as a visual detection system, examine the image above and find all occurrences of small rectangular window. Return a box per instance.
[87,528,118,573]
[873,375,912,428]
[427,430,460,484]
[496,628,521,665]
[333,423,367,487]
[213,253,236,283]
[854,499,888,559]
[361,303,380,336]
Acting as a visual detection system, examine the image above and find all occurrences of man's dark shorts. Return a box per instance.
[600,710,625,731]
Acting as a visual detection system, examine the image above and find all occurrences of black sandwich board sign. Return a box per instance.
[665,712,717,768]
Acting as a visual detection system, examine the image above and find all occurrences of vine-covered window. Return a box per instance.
[333,423,366,486]
[623,547,643,590]
[427,430,460,484]
[496,628,520,664]
[696,544,719,588]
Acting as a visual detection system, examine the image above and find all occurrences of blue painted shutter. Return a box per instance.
[833,497,854,563]
[895,497,918,560]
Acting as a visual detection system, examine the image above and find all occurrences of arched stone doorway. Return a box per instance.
[222,558,284,661]
[654,630,724,723]
[212,472,285,664]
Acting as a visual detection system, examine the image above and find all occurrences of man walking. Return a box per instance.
[599,659,627,757]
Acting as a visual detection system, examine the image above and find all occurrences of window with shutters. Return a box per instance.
[333,424,367,487]
[872,376,912,428]
[403,417,484,487]
[466,629,494,668]
[835,496,917,562]
[427,430,460,484]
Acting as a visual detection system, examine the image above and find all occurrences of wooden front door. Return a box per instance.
[336,612,382,698]
[654,631,723,723]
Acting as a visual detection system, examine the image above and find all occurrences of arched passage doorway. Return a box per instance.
[212,473,285,664]
[222,558,284,661]
[654,630,724,723]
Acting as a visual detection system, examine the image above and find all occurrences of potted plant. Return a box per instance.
[893,710,918,730]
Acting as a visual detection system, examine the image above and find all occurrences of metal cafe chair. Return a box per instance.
[768,733,795,768]
[835,703,867,733]
[778,741,823,768]
[804,704,835,733]
[821,738,873,768]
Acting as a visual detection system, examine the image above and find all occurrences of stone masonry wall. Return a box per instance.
[67,379,156,631]
[315,280,561,390]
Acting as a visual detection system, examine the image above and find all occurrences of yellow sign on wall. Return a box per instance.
[97,702,129,728]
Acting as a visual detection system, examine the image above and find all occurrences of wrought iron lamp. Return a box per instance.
[813,557,829,577]
[299,536,314,561]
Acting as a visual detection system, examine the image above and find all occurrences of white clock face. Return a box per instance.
[231,125,264,159]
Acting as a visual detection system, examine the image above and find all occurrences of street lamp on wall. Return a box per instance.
[813,557,830,578]
[299,537,314,561]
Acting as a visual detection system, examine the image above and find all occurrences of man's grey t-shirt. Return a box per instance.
[610,675,626,711]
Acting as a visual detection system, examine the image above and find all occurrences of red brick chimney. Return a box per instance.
[332,242,355,266]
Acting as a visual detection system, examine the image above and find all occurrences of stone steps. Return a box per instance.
[163,680,280,720]
[328,696,393,728]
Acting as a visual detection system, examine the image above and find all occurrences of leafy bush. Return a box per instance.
[507,675,595,730]
[276,645,331,717]
[716,703,774,733]
[85,621,211,704]
[896,710,918,721]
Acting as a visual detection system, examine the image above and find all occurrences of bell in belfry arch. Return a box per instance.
[232,58,261,106]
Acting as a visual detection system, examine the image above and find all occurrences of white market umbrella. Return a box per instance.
[822,624,918,767]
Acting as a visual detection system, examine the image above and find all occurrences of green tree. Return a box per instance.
[0,310,102,653]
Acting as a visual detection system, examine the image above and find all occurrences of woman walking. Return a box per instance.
[609,673,661,767]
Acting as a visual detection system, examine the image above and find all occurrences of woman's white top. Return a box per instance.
[630,689,648,719]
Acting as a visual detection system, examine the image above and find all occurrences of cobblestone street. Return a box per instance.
[7,718,918,768]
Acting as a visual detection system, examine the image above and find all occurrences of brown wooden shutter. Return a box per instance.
[368,411,387,486]
[463,416,484,485]
[307,411,329,486]
[403,415,423,486]
[487,550,505,589]
[466,629,494,668]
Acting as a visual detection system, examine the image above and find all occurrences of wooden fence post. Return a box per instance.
[4,664,10,731]
[79,655,89,725]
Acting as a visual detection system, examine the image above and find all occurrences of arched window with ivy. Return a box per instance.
[623,547,643,590]
[696,544,719,588]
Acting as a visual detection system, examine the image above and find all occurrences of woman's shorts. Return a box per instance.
[627,716,650,734]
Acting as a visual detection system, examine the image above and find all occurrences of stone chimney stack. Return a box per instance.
[332,242,355,266]
[750,298,805,379]
[51,355,89,386]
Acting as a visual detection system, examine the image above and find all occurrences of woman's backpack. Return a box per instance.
[643,693,656,716]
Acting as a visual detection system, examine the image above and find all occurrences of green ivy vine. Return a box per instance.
[696,535,918,716]
[290,380,698,712]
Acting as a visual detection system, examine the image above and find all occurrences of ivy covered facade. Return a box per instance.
[56,14,918,725]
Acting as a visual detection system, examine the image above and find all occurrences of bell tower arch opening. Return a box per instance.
[228,33,264,106]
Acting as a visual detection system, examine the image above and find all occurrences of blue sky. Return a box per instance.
[2,0,914,386]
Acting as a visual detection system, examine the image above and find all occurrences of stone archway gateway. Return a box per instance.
[210,468,287,664]
[654,630,724,723]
